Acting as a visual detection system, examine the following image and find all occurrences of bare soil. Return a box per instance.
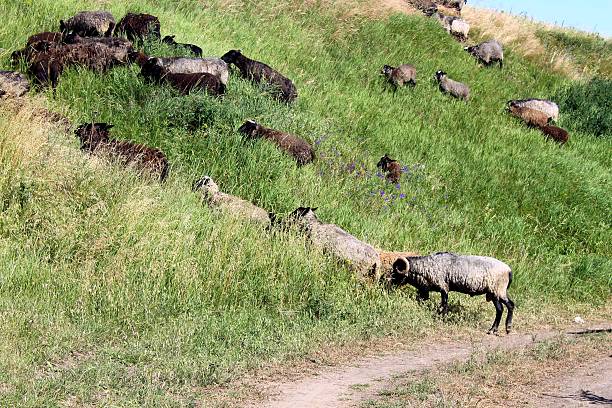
[246,324,611,408]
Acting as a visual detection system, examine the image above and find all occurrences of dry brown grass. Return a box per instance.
[462,6,604,79]
[372,331,611,407]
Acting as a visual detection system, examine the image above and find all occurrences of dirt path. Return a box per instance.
[251,325,612,408]
[540,350,612,407]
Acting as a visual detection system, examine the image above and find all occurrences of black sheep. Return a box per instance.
[162,35,202,57]
[221,49,297,103]
[114,13,161,41]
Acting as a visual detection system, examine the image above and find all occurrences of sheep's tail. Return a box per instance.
[507,270,513,289]
[499,59,503,69]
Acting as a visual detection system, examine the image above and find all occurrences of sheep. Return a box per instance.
[376,154,401,184]
[143,57,229,85]
[288,207,382,281]
[464,40,503,68]
[507,99,559,122]
[0,70,30,97]
[391,252,514,334]
[430,12,470,41]
[26,32,63,46]
[27,41,129,88]
[221,49,297,103]
[11,40,61,66]
[192,176,271,225]
[507,105,550,128]
[540,125,569,145]
[63,33,135,63]
[114,13,161,41]
[381,64,416,91]
[238,120,315,166]
[434,70,470,100]
[141,62,225,96]
[74,123,169,181]
[162,35,203,57]
[60,11,116,38]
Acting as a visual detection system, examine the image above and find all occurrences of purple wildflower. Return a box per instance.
[399,193,406,199]
[380,190,385,196]
[395,183,401,189]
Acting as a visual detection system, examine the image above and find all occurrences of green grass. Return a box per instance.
[0,0,610,405]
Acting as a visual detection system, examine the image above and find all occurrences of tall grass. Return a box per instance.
[0,0,610,405]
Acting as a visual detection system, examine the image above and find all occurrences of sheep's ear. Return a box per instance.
[311,207,318,212]
[59,20,65,31]
[392,257,409,273]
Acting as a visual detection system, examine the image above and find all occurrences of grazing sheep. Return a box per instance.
[143,56,229,85]
[434,70,470,100]
[26,32,63,46]
[28,55,63,89]
[540,125,569,145]
[507,105,550,128]
[60,11,116,37]
[391,252,514,334]
[192,176,271,225]
[381,64,416,91]
[464,40,503,68]
[114,13,161,41]
[11,40,61,66]
[0,71,30,97]
[376,154,401,184]
[221,49,297,103]
[238,120,314,165]
[128,50,150,67]
[430,12,470,41]
[288,207,382,281]
[507,99,559,122]
[162,35,203,57]
[141,62,225,95]
[75,123,169,181]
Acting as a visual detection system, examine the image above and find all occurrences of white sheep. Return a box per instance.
[507,99,559,122]
[192,176,271,226]
[391,252,514,334]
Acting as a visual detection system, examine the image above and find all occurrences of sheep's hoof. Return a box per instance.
[506,328,512,334]
[487,328,498,335]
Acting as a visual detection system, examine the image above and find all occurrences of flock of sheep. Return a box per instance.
[0,1,576,335]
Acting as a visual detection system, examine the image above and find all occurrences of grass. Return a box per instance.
[0,0,610,405]
[364,332,611,407]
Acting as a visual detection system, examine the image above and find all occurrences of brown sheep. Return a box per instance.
[26,32,63,46]
[507,105,550,128]
[540,125,569,145]
[75,123,169,181]
[238,120,315,165]
[381,64,416,91]
[115,13,161,41]
[376,154,401,184]
[27,41,128,88]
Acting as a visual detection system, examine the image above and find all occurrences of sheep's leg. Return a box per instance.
[488,298,503,334]
[416,288,430,302]
[501,297,514,333]
[437,290,449,315]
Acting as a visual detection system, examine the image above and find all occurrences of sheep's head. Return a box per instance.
[464,45,475,53]
[381,65,394,77]
[192,176,219,195]
[288,206,319,224]
[238,120,259,137]
[162,35,176,45]
[59,20,67,34]
[75,122,112,151]
[376,154,396,171]
[434,70,447,82]
[63,32,82,44]
[140,58,164,82]
[128,50,149,67]
[221,49,242,64]
[389,257,410,285]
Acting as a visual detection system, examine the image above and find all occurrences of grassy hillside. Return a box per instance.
[0,0,610,405]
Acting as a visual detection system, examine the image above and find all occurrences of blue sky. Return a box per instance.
[470,0,612,38]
